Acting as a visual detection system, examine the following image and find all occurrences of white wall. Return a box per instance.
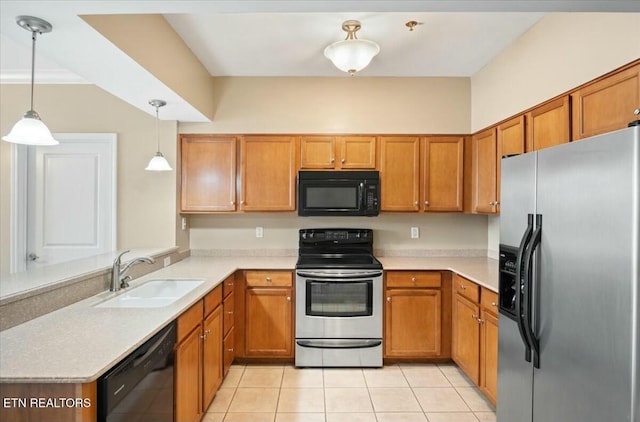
[471,12,640,255]
[0,84,183,273]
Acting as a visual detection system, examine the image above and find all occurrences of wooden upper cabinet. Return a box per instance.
[421,136,464,212]
[571,63,640,140]
[526,96,570,151]
[180,135,236,213]
[300,135,376,169]
[495,115,526,214]
[471,128,498,214]
[339,136,377,169]
[240,135,298,211]
[300,136,336,169]
[378,136,421,211]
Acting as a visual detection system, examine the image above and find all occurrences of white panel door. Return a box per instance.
[27,133,116,268]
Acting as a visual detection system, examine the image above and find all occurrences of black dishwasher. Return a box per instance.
[98,322,176,422]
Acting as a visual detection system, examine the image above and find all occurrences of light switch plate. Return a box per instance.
[411,227,420,239]
[256,226,264,238]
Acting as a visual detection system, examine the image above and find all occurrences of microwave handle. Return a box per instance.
[359,182,365,209]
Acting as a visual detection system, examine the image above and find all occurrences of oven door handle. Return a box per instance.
[296,339,382,349]
[296,270,383,279]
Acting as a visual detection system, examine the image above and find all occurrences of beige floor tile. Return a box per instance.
[474,412,496,422]
[207,388,236,412]
[376,412,428,421]
[323,368,366,387]
[413,387,470,412]
[437,364,475,387]
[326,413,376,422]
[325,387,374,412]
[223,412,275,422]
[275,413,326,422]
[202,413,225,422]
[239,368,284,388]
[363,366,409,387]
[228,388,280,413]
[221,368,245,388]
[277,388,325,413]
[401,365,452,388]
[455,387,494,412]
[281,367,324,387]
[369,387,421,412]
[425,412,479,422]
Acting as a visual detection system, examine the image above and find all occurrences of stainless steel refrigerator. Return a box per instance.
[497,125,639,422]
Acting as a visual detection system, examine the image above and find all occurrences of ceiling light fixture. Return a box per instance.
[2,16,58,146]
[145,99,172,172]
[324,20,380,76]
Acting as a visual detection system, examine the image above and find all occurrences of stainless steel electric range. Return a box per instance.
[295,228,383,368]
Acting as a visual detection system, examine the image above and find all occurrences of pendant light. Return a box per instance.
[145,99,172,171]
[2,16,58,146]
[324,20,380,76]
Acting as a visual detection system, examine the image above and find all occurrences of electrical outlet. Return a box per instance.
[256,226,264,238]
[163,256,171,267]
[181,217,187,231]
[411,227,420,239]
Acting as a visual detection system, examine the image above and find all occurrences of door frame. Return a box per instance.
[10,133,117,273]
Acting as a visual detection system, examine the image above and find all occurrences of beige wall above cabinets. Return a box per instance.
[471,13,640,133]
[0,85,185,274]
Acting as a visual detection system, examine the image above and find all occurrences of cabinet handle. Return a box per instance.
[491,301,497,307]
[206,329,211,334]
[330,158,335,164]
[228,348,234,352]
[424,201,429,206]
[414,201,419,206]
[460,284,466,290]
[411,277,416,283]
[227,311,234,315]
[266,277,272,282]
[201,334,207,340]
[240,200,245,205]
[286,296,291,301]
[634,108,640,115]
[341,158,346,164]
[471,314,478,320]
[477,318,485,324]
[386,297,391,302]
[488,201,495,206]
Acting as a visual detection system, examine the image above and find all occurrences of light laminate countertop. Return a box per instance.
[0,255,496,383]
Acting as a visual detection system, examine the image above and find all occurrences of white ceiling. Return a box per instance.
[0,1,638,121]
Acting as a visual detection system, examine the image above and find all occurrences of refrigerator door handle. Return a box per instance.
[515,213,535,362]
[523,214,542,369]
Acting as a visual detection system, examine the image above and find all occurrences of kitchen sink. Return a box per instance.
[95,279,205,308]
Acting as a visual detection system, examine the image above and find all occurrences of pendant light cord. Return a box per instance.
[155,105,160,153]
[30,30,37,112]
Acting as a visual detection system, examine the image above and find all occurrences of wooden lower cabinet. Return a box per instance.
[243,271,294,358]
[384,271,451,359]
[479,288,499,406]
[175,286,223,422]
[452,292,481,384]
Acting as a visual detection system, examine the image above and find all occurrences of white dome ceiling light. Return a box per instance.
[324,20,380,76]
[145,99,173,172]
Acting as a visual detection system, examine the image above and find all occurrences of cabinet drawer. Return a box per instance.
[204,285,222,317]
[223,274,235,298]
[386,271,441,288]
[223,291,234,336]
[177,300,203,342]
[245,271,292,287]
[481,288,499,315]
[454,274,480,303]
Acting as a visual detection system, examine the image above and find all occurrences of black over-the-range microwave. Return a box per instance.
[297,170,380,216]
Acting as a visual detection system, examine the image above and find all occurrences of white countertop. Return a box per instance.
[0,255,496,383]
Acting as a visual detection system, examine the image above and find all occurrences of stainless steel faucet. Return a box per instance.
[110,250,155,292]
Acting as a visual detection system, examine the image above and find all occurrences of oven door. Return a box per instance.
[295,270,383,339]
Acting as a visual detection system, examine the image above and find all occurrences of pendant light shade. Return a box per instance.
[2,16,58,146]
[324,20,380,76]
[145,99,172,172]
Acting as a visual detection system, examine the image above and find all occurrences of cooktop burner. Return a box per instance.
[296,228,382,270]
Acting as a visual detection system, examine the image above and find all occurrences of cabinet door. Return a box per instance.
[496,116,526,214]
[240,136,298,211]
[223,291,235,337]
[471,129,497,214]
[180,135,236,212]
[480,308,499,406]
[378,136,420,211]
[202,306,223,410]
[452,293,480,384]
[422,136,464,212]
[572,63,640,140]
[385,289,442,357]
[338,136,377,169]
[526,96,570,151]
[175,326,202,422]
[300,136,336,169]
[223,327,235,376]
[245,287,293,357]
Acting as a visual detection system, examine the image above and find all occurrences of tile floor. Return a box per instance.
[203,363,496,422]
